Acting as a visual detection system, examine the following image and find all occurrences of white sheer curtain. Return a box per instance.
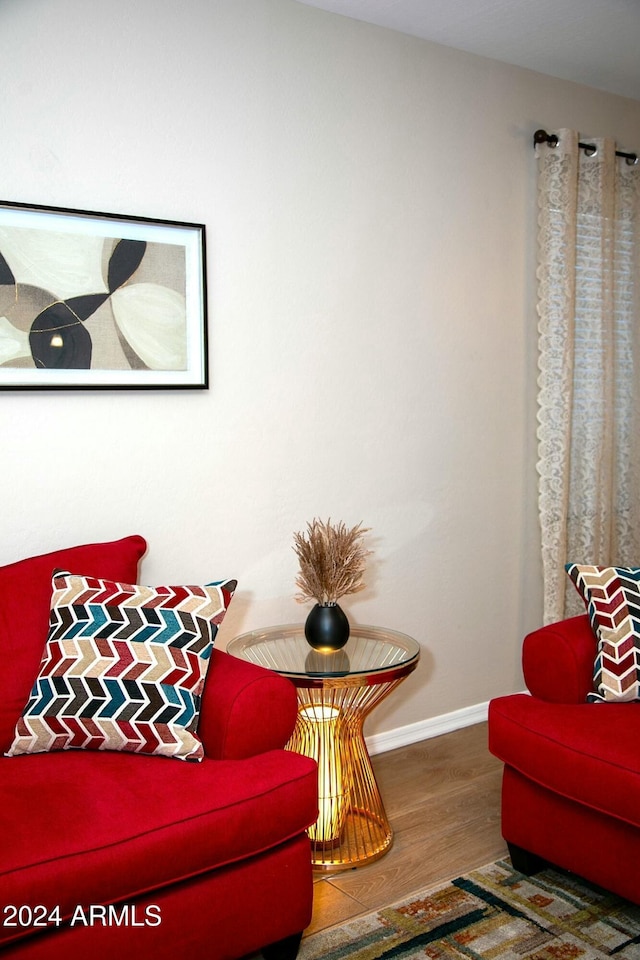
[536,128,640,623]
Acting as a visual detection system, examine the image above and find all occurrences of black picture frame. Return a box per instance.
[0,200,208,389]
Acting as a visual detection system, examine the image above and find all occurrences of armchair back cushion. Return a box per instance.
[0,536,147,754]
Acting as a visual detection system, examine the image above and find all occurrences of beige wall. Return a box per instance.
[2,0,639,739]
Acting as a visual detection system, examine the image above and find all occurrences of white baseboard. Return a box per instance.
[365,700,490,756]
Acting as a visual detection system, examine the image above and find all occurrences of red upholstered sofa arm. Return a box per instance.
[198,648,299,760]
[522,614,596,703]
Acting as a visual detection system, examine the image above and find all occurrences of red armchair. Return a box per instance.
[489,614,640,902]
[0,537,318,959]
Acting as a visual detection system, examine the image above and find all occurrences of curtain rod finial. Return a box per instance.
[534,129,558,148]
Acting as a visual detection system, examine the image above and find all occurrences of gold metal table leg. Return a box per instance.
[288,676,407,872]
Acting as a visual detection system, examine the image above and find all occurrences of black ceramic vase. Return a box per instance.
[304,602,350,651]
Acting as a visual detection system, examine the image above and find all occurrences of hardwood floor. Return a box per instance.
[305,721,507,937]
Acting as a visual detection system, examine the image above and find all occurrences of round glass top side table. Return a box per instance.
[226,624,420,873]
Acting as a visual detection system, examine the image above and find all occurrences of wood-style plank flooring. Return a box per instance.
[306,721,507,937]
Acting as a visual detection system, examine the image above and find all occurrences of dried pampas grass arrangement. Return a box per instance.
[293,518,371,606]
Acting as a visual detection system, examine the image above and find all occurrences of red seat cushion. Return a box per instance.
[0,748,318,947]
[489,694,640,830]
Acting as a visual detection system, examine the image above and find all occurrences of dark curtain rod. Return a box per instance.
[533,128,638,165]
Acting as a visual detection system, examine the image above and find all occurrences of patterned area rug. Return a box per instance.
[300,858,640,958]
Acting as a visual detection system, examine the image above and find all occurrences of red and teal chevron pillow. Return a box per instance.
[6,570,237,761]
[566,563,640,703]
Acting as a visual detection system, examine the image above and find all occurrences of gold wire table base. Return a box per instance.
[310,810,393,872]
[288,677,408,872]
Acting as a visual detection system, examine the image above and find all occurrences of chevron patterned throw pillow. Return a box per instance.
[566,563,640,703]
[5,570,237,761]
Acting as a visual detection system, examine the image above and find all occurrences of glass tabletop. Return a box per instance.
[226,624,420,679]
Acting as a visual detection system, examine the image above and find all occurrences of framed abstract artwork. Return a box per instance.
[0,200,208,389]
